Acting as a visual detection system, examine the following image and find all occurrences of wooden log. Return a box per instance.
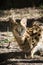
[0,8,43,21]
[7,59,43,63]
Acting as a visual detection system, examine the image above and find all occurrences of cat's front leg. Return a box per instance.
[31,46,38,58]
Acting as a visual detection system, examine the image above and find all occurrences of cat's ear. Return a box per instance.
[9,16,16,23]
[20,17,27,28]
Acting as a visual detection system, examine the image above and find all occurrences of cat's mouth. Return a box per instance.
[15,26,25,36]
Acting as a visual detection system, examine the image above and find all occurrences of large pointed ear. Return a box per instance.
[9,16,16,23]
[20,17,27,28]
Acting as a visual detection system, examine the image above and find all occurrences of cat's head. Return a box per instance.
[9,17,27,36]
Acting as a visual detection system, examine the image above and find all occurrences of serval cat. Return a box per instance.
[9,17,43,58]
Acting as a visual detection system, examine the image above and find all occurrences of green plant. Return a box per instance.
[39,4,43,9]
